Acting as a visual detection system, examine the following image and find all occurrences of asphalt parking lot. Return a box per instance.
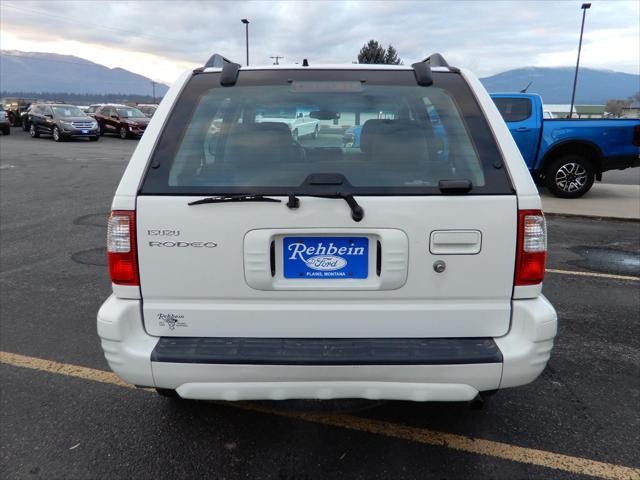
[1,131,639,480]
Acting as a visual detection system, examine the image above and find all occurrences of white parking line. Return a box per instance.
[546,268,639,282]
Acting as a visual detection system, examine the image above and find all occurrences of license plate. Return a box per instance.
[81,129,88,134]
[283,237,368,279]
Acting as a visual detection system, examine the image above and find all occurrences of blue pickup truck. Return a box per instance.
[492,93,640,198]
[342,92,639,198]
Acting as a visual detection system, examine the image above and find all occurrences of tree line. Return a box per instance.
[357,40,402,65]
[605,93,640,118]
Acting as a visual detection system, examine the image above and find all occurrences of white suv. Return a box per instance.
[98,54,557,402]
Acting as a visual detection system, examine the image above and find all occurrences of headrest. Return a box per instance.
[360,119,428,156]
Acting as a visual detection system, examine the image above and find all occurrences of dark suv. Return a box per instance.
[27,103,99,141]
[93,105,149,139]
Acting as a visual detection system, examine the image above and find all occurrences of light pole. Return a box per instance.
[241,19,249,66]
[569,3,591,118]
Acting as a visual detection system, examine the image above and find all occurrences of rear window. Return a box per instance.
[493,97,532,122]
[142,70,512,195]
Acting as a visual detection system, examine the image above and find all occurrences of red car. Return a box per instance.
[93,104,150,139]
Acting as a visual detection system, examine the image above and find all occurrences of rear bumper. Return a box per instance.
[97,296,557,401]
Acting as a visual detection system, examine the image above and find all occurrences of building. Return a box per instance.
[543,104,606,119]
[621,101,640,118]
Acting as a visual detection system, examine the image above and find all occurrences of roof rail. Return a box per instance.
[422,53,450,68]
[195,53,242,86]
[411,53,457,86]
[203,53,233,69]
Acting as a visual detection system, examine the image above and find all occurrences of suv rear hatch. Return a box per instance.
[136,68,516,339]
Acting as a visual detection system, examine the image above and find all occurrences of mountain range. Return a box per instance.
[1,50,638,104]
[480,66,639,104]
[0,50,169,97]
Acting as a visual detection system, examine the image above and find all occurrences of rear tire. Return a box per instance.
[545,154,595,198]
[29,124,39,138]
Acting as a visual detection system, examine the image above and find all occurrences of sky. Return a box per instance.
[0,0,638,86]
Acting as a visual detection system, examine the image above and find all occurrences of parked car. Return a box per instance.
[27,103,99,141]
[2,97,38,127]
[93,104,149,139]
[0,110,10,135]
[98,53,557,403]
[86,104,106,116]
[137,103,159,118]
[21,101,68,131]
[491,93,640,198]
[256,107,320,139]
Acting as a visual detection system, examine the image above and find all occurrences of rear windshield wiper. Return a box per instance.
[188,194,282,206]
[309,192,364,222]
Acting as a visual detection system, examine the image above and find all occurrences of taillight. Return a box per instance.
[633,125,640,147]
[107,211,139,286]
[515,210,547,286]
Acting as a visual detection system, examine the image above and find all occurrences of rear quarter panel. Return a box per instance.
[539,118,640,166]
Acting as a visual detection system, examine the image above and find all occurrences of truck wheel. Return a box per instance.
[545,154,595,198]
[29,124,40,138]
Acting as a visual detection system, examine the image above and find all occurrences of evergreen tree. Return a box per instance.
[357,40,386,64]
[383,44,402,65]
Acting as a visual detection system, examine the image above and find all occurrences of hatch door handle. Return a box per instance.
[430,230,482,255]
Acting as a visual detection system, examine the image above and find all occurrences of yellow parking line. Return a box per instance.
[546,268,639,282]
[1,351,639,480]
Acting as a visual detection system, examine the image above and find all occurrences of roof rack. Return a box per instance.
[422,53,450,68]
[411,53,456,87]
[194,53,242,87]
[203,53,233,69]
